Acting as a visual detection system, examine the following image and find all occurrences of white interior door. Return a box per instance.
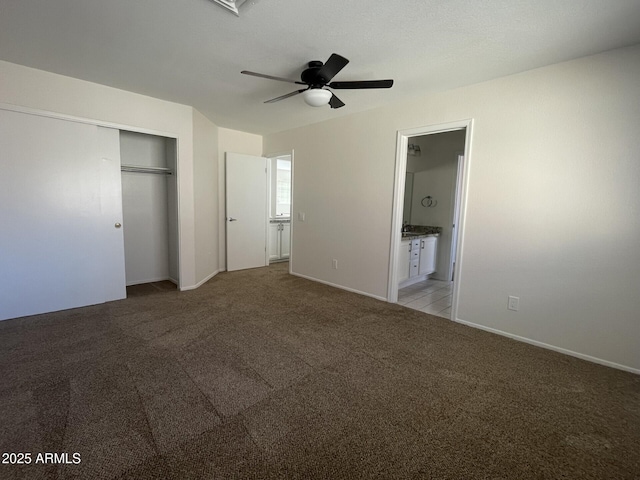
[97,126,127,301]
[0,109,126,321]
[225,152,268,271]
[449,154,464,281]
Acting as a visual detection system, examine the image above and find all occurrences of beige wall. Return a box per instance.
[193,109,219,284]
[264,45,640,372]
[217,127,263,270]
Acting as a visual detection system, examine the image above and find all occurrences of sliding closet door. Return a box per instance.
[97,126,128,301]
[0,109,126,321]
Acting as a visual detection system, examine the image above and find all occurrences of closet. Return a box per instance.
[119,131,178,287]
[0,108,180,322]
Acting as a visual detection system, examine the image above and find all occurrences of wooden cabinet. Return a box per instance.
[281,223,290,258]
[409,238,420,278]
[268,223,280,261]
[398,240,411,283]
[269,220,290,262]
[398,235,438,287]
[419,237,437,276]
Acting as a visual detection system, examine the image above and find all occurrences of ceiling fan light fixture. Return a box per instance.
[302,89,332,107]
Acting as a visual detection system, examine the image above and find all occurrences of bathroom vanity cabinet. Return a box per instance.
[268,220,290,262]
[398,235,438,287]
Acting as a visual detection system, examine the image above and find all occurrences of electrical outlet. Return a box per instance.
[332,259,338,269]
[508,296,520,311]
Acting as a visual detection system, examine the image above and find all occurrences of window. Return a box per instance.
[270,156,291,218]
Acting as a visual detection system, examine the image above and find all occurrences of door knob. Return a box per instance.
[228,217,237,222]
[115,222,122,228]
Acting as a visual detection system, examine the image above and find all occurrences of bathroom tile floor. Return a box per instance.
[398,278,453,319]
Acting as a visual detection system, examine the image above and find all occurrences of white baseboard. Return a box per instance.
[399,274,430,289]
[126,276,173,287]
[290,272,387,302]
[453,316,640,375]
[180,270,220,291]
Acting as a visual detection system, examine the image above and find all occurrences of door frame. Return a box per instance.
[387,119,473,323]
[448,153,465,282]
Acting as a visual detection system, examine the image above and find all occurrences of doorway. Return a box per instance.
[267,153,292,265]
[388,120,473,322]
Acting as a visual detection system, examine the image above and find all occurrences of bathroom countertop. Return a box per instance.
[401,232,439,240]
[401,225,442,240]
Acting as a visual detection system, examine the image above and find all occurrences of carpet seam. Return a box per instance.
[126,362,162,458]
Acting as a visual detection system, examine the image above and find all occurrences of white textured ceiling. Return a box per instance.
[1,0,639,135]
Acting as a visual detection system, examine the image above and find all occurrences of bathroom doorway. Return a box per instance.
[388,120,473,322]
[267,153,292,265]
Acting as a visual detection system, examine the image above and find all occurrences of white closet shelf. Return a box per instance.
[121,164,173,175]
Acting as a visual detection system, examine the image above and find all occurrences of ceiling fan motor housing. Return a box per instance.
[301,61,327,86]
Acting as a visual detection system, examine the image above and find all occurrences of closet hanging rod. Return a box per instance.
[120,164,173,175]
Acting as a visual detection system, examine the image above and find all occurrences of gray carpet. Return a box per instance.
[1,263,638,479]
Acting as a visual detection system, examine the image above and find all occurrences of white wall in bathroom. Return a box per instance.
[411,166,456,280]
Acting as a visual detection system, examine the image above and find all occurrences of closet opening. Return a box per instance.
[119,131,179,296]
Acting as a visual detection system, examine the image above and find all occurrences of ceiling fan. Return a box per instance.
[241,53,393,109]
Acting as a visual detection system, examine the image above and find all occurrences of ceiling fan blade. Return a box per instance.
[328,79,394,89]
[242,70,305,85]
[317,53,349,83]
[264,89,305,103]
[329,93,345,109]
